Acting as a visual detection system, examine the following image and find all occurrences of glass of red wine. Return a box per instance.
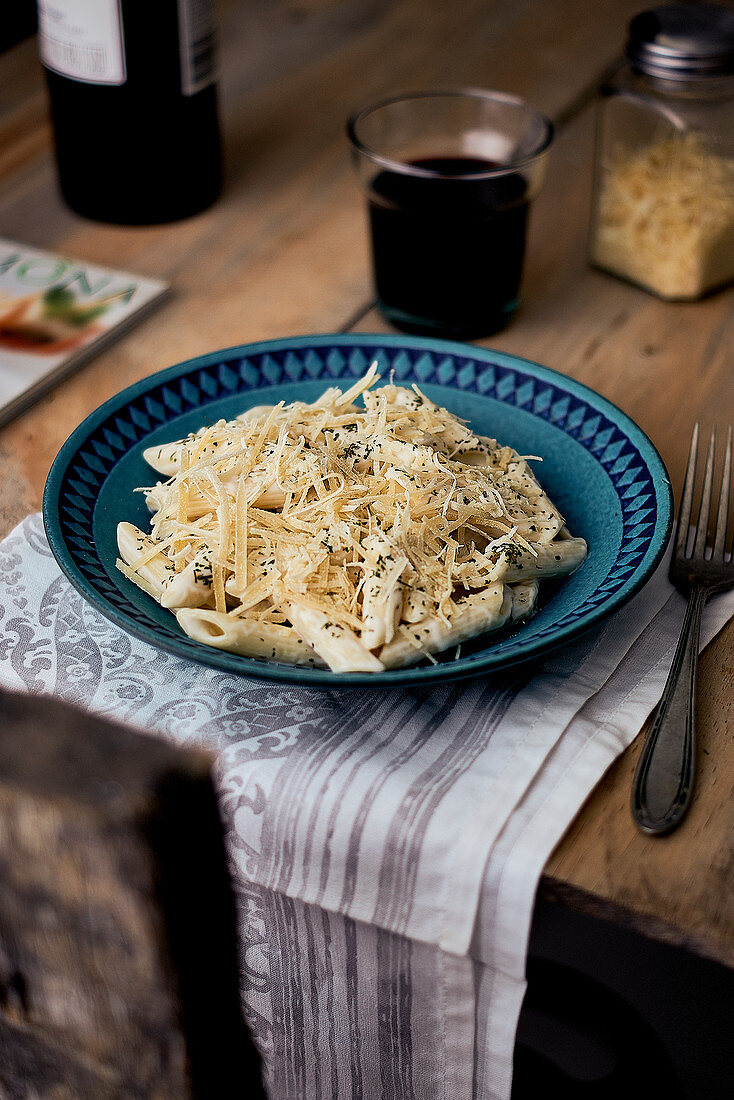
[347,89,553,340]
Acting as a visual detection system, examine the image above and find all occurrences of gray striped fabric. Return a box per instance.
[1,514,732,1099]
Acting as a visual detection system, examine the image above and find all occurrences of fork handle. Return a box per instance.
[631,585,708,836]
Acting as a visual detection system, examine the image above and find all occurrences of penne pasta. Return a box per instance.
[380,583,510,669]
[116,368,587,672]
[177,608,325,666]
[117,521,172,600]
[492,538,588,584]
[283,602,385,673]
[508,581,539,622]
[160,550,214,609]
[403,583,433,623]
[360,535,407,650]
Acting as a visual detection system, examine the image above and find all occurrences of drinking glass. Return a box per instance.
[347,89,553,339]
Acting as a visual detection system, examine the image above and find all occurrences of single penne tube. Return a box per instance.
[535,492,565,541]
[116,521,172,599]
[377,437,438,471]
[508,580,539,622]
[379,582,510,669]
[456,450,491,467]
[176,608,325,666]
[361,573,401,649]
[143,414,265,477]
[510,481,565,542]
[146,481,217,523]
[143,435,200,475]
[224,465,287,510]
[160,551,214,609]
[390,386,481,455]
[360,536,406,649]
[224,573,277,611]
[496,585,514,627]
[514,509,564,543]
[515,456,565,533]
[491,537,588,584]
[403,583,433,623]
[283,601,385,673]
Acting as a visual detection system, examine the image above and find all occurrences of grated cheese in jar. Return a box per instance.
[591,133,734,300]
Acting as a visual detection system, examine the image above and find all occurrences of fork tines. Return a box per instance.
[677,424,733,561]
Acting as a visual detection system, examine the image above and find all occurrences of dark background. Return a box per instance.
[1,0,37,54]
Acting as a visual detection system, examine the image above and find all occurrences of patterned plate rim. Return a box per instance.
[43,333,673,686]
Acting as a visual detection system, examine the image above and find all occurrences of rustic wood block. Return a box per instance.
[0,689,264,1099]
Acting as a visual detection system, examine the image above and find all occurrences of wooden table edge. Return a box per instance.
[538,872,734,971]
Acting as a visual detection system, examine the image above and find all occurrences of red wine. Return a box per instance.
[369,155,529,339]
[38,0,222,225]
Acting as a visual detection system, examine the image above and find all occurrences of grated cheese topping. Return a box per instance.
[117,365,587,671]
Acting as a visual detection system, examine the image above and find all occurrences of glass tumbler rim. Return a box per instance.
[346,87,554,179]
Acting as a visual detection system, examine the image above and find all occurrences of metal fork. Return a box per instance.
[631,424,734,836]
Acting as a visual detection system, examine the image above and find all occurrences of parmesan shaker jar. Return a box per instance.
[589,4,734,301]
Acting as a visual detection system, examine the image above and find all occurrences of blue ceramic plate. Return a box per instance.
[43,334,672,686]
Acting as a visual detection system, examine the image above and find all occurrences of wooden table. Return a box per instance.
[0,0,732,976]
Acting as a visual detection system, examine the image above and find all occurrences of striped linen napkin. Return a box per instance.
[1,513,732,1099]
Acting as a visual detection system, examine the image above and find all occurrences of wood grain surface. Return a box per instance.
[0,690,264,1098]
[0,0,732,966]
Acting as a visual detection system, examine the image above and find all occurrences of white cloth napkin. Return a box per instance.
[1,513,732,1099]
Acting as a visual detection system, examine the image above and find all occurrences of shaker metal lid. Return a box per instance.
[627,4,734,78]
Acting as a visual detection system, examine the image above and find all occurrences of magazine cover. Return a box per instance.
[0,238,169,426]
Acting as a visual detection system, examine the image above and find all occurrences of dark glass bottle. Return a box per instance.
[37,0,222,225]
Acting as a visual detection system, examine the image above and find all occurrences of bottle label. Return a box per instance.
[38,0,126,86]
[177,0,218,97]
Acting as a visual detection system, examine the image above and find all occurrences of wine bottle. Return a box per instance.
[37,0,222,225]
